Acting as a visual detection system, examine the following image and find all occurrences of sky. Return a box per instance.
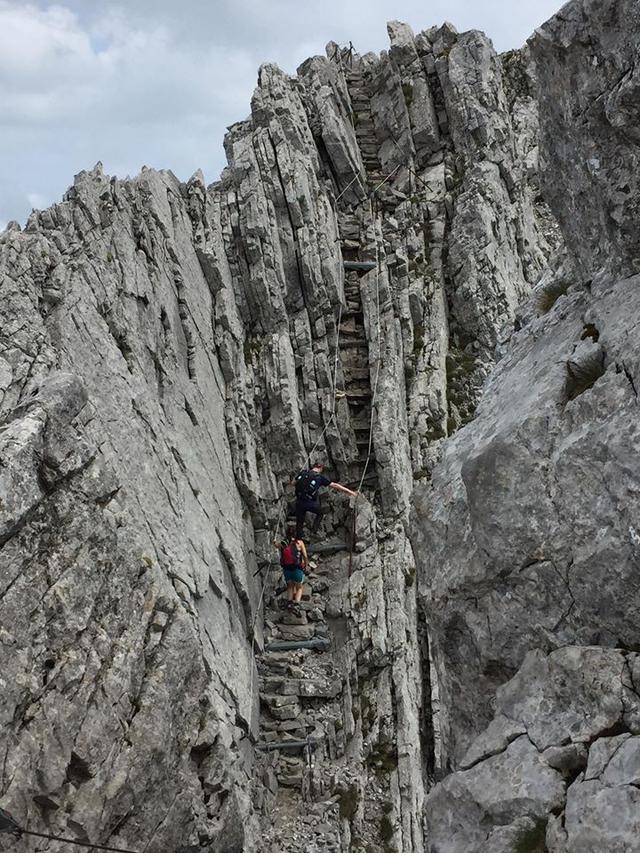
[0,0,564,229]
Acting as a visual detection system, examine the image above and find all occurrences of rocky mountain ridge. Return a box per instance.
[0,0,637,851]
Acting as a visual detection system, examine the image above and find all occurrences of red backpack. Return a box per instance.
[280,540,302,568]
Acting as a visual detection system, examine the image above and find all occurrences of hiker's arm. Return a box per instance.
[299,541,308,565]
[330,482,357,498]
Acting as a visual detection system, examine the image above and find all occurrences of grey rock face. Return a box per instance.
[425,647,640,853]
[0,169,259,852]
[415,0,640,848]
[531,0,640,280]
[414,268,640,765]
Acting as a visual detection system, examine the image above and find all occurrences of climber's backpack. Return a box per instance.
[294,470,321,500]
[280,541,302,569]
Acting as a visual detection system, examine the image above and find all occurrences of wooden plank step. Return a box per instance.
[265,638,330,652]
[344,261,376,272]
[344,472,378,488]
[307,541,350,555]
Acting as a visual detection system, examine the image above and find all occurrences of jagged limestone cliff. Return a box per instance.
[413,1,640,851]
[0,0,635,851]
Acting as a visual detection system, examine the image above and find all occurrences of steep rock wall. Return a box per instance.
[0,170,258,853]
[415,0,640,849]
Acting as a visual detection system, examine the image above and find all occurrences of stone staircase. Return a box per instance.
[339,265,378,489]
[256,553,347,852]
[344,68,383,186]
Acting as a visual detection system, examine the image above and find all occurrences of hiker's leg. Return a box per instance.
[294,582,304,603]
[286,580,295,601]
[295,500,306,539]
[310,499,324,533]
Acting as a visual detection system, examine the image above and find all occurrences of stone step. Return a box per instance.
[343,366,370,381]
[273,623,317,642]
[343,305,363,317]
[345,388,372,400]
[261,676,302,695]
[339,318,364,334]
[338,340,368,350]
[338,335,366,349]
[350,416,372,430]
[260,698,302,721]
[260,677,342,700]
[275,611,309,626]
[260,719,307,736]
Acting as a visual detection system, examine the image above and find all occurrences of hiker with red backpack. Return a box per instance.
[275,528,308,609]
[293,462,357,539]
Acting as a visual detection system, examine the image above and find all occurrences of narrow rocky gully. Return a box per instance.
[254,486,418,853]
[255,530,356,853]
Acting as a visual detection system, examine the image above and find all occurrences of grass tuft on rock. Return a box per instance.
[536,277,571,314]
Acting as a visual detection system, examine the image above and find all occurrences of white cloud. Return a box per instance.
[0,0,565,226]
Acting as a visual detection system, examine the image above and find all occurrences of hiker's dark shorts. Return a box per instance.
[283,567,305,584]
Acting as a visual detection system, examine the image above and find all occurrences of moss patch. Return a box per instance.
[367,736,398,778]
[353,587,368,613]
[446,346,479,431]
[338,784,359,821]
[513,819,547,853]
[380,814,394,844]
[243,335,262,365]
[412,323,425,355]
